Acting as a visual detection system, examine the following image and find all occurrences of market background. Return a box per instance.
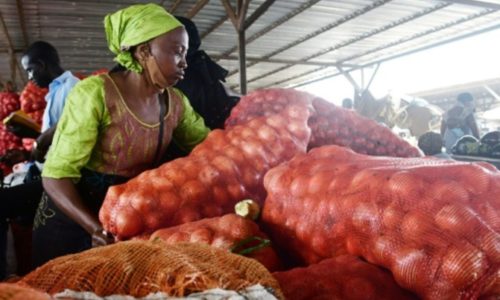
[1,0,500,133]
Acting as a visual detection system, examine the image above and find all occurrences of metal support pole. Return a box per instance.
[238,29,247,95]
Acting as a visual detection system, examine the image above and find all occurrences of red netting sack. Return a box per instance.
[0,124,23,156]
[262,145,500,299]
[0,91,19,120]
[273,255,417,300]
[225,88,421,157]
[20,240,283,299]
[19,81,47,114]
[0,283,51,300]
[100,102,312,240]
[149,214,282,271]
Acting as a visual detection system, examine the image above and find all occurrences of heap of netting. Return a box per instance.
[20,240,283,299]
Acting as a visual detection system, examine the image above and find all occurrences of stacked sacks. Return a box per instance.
[273,255,417,300]
[262,145,500,299]
[148,214,282,271]
[0,85,21,176]
[100,97,313,240]
[101,88,421,240]
[225,89,421,157]
[20,240,283,299]
[19,81,47,126]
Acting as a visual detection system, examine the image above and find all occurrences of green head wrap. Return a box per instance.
[104,3,183,73]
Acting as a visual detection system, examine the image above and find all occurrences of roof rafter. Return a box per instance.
[443,0,500,10]
[212,55,359,67]
[186,0,209,19]
[244,0,276,30]
[0,10,26,84]
[16,0,29,48]
[234,1,451,89]
[218,0,321,60]
[270,6,495,89]
[200,15,228,39]
[227,0,392,78]
[169,0,183,14]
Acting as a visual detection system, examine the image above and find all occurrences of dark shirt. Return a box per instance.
[175,50,239,130]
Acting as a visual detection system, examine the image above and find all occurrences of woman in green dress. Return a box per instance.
[33,3,209,267]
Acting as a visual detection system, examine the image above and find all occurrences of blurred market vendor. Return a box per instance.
[15,41,81,159]
[440,92,480,153]
[0,41,79,277]
[35,3,209,267]
[2,41,80,222]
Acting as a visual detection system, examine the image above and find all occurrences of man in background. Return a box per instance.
[440,92,480,153]
[0,41,79,277]
[342,98,353,109]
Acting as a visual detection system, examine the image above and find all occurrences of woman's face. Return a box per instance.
[149,27,188,86]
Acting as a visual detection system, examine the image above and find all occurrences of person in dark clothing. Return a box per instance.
[0,41,79,277]
[342,98,353,109]
[174,16,240,130]
[440,92,480,153]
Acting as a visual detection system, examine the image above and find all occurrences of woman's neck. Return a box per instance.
[119,70,163,100]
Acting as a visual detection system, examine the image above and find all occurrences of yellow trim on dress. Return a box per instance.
[104,73,172,128]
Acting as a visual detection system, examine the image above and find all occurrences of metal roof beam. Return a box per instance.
[227,0,391,78]
[237,0,251,30]
[334,8,494,69]
[200,15,228,39]
[244,0,275,30]
[221,0,239,29]
[169,0,183,14]
[218,0,321,60]
[286,12,500,89]
[186,0,209,19]
[213,55,358,67]
[221,0,252,94]
[482,84,500,101]
[443,0,500,10]
[16,0,29,48]
[238,2,450,89]
[0,10,26,84]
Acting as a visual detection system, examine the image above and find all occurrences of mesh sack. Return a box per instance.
[100,100,312,240]
[273,255,417,300]
[262,145,500,299]
[149,214,282,271]
[19,81,47,113]
[0,283,51,300]
[0,91,20,120]
[0,124,23,156]
[225,88,421,157]
[20,240,283,299]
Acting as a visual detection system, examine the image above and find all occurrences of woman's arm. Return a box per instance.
[172,89,210,152]
[42,177,114,246]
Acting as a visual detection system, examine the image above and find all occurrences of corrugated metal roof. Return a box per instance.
[1,0,500,94]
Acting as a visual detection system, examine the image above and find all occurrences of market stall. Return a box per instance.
[1,1,500,299]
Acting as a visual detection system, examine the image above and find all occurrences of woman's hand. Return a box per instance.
[92,228,115,247]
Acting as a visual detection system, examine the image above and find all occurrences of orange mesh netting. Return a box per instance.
[0,283,51,300]
[149,214,282,271]
[273,255,417,300]
[100,95,313,239]
[20,240,283,299]
[262,145,500,299]
[225,89,421,157]
[100,88,421,240]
